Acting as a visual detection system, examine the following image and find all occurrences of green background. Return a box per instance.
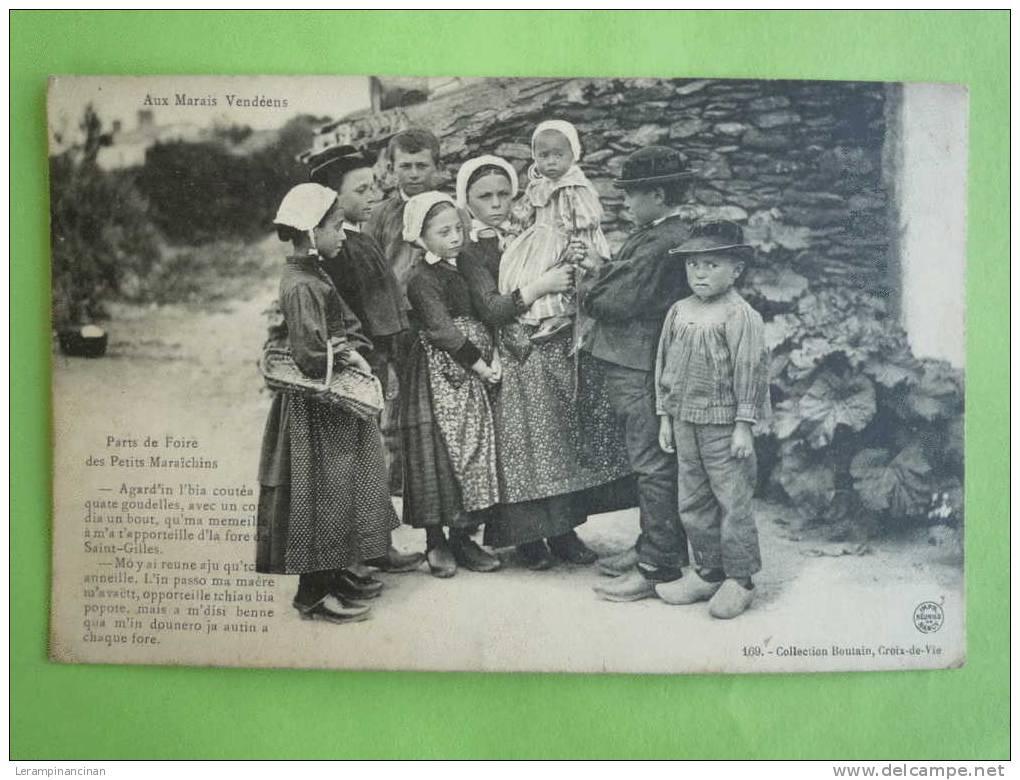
[11,10,1009,759]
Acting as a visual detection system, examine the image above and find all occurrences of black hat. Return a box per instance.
[308,144,376,186]
[668,220,754,256]
[614,145,694,187]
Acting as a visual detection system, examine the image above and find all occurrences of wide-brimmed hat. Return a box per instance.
[668,220,755,257]
[308,144,375,186]
[614,146,694,187]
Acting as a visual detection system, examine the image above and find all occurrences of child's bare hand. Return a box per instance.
[566,238,587,263]
[658,416,675,454]
[542,265,575,294]
[475,363,500,385]
[730,423,754,459]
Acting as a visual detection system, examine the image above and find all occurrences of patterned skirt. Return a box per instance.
[255,392,399,575]
[399,317,500,528]
[483,325,637,548]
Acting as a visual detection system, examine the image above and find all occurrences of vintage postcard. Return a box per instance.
[48,74,966,674]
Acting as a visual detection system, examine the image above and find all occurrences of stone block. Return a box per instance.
[754,110,802,129]
[495,142,532,161]
[690,152,732,180]
[668,118,709,139]
[629,124,671,146]
[674,79,712,96]
[742,127,793,150]
[715,122,749,136]
[749,95,792,111]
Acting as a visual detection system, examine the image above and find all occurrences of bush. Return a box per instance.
[740,214,965,532]
[135,115,322,245]
[49,108,161,328]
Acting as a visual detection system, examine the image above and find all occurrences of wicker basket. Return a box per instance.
[260,341,383,421]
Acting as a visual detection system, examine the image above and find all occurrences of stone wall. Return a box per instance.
[319,76,895,301]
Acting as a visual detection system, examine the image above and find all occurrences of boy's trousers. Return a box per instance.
[671,419,761,578]
[601,362,689,575]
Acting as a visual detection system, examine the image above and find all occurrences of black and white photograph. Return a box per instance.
[48,74,966,674]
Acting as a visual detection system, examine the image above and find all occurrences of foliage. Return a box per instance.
[135,114,322,245]
[50,107,307,322]
[49,106,161,328]
[741,221,965,532]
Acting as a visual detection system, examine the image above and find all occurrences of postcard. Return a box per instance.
[48,74,966,673]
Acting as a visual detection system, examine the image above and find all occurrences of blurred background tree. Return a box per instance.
[49,105,161,329]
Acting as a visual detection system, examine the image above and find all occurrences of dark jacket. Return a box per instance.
[277,256,372,379]
[405,259,484,368]
[364,195,422,310]
[321,230,408,341]
[581,214,692,372]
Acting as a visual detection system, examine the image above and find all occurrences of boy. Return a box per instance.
[580,146,695,602]
[654,220,770,619]
[363,127,443,498]
[364,126,443,308]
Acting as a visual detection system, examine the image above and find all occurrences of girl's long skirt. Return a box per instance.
[399,318,500,529]
[483,325,637,548]
[256,391,399,574]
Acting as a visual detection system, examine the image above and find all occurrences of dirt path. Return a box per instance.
[51,242,965,674]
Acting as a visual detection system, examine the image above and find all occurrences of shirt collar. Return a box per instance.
[650,209,683,227]
[469,217,512,247]
[425,251,457,269]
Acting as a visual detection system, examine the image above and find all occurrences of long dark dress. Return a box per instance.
[399,258,501,529]
[256,256,399,574]
[458,236,636,548]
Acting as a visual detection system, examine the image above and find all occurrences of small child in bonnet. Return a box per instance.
[498,119,610,345]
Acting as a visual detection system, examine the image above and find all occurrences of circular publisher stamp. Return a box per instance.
[913,601,945,634]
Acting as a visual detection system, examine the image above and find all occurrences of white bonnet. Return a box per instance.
[402,191,458,244]
[531,120,582,161]
[455,155,519,210]
[273,183,339,231]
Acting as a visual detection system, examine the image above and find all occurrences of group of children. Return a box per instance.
[257,119,771,625]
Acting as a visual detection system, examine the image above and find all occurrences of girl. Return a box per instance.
[457,156,636,570]
[399,191,503,577]
[498,119,611,345]
[256,183,400,624]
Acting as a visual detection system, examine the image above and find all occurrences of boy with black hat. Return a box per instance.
[654,220,770,619]
[580,145,695,602]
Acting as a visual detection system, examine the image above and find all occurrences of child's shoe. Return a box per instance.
[516,540,556,570]
[654,570,722,605]
[547,530,598,565]
[708,578,755,619]
[530,315,573,344]
[449,533,502,573]
[426,540,457,579]
[597,545,639,577]
[593,570,656,602]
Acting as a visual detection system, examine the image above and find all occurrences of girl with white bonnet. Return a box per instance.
[256,183,399,624]
[458,156,636,570]
[397,191,503,578]
[498,119,611,345]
